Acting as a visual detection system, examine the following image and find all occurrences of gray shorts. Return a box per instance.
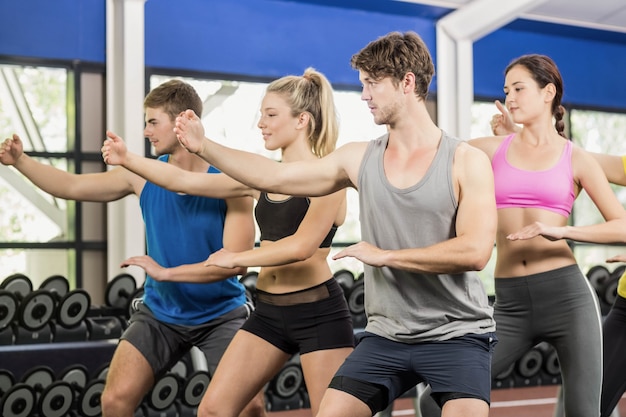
[120,302,250,378]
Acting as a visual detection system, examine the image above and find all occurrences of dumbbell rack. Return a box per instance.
[0,272,143,417]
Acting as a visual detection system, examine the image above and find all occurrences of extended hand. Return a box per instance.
[333,241,387,267]
[204,248,237,269]
[174,109,206,154]
[121,255,166,280]
[490,100,520,136]
[506,222,564,241]
[101,130,128,166]
[0,133,25,166]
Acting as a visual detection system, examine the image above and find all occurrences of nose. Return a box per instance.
[360,87,371,102]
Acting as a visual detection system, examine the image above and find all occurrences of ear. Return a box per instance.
[297,112,310,129]
[403,72,416,94]
[543,83,556,103]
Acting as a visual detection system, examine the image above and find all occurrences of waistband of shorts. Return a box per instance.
[256,277,337,306]
[495,264,581,286]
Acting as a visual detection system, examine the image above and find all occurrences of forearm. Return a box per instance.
[561,220,626,244]
[385,238,492,274]
[230,240,317,268]
[123,152,180,191]
[197,138,281,191]
[158,262,246,283]
[13,153,77,198]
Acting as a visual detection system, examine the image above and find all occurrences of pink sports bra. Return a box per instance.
[492,134,575,217]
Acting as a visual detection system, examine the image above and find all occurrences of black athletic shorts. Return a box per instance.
[240,277,354,354]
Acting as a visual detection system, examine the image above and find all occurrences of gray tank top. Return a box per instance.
[358,132,495,342]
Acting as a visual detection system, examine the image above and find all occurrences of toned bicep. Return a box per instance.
[455,146,497,247]
[590,152,626,186]
[578,151,626,220]
[65,168,137,201]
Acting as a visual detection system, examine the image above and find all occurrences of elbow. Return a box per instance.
[467,243,494,272]
[290,242,318,262]
[234,266,248,277]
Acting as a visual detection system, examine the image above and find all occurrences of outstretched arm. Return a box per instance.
[102,130,252,199]
[1,133,137,201]
[121,256,249,283]
[174,109,359,197]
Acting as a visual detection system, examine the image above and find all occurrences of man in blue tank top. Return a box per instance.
[172,32,498,417]
[0,81,266,417]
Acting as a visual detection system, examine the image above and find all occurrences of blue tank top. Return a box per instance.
[140,155,246,325]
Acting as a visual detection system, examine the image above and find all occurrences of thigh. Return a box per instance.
[122,304,189,378]
[199,330,290,417]
[492,280,535,377]
[332,333,418,407]
[103,340,155,404]
[417,333,495,407]
[193,312,247,375]
[550,292,602,417]
[300,347,353,415]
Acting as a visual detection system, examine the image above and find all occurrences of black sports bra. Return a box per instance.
[254,192,337,248]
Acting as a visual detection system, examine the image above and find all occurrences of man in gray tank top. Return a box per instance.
[173,31,497,417]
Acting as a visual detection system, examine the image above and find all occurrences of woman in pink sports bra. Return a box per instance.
[490,62,626,417]
[475,55,626,417]
[418,54,626,417]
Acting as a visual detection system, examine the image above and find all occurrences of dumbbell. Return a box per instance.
[601,265,626,307]
[333,269,355,297]
[0,369,36,417]
[0,289,18,344]
[41,275,91,328]
[240,271,259,304]
[347,276,366,329]
[77,378,105,417]
[38,275,91,342]
[105,273,146,319]
[514,346,543,386]
[587,265,610,295]
[182,371,210,410]
[266,355,305,411]
[21,365,75,417]
[86,274,140,340]
[535,342,561,385]
[141,372,180,416]
[492,361,515,389]
[1,274,55,341]
[58,364,89,416]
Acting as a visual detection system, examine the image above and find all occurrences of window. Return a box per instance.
[0,63,106,290]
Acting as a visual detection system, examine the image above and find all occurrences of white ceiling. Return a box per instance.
[399,0,626,34]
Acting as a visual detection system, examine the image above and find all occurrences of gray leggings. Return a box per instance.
[493,264,602,417]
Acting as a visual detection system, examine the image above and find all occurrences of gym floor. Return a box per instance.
[267,386,626,417]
